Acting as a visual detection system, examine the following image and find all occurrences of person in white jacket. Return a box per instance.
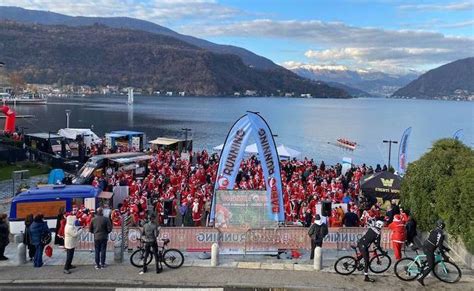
[64,215,82,274]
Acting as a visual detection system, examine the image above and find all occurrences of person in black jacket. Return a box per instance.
[0,213,10,260]
[342,208,359,227]
[404,210,417,247]
[357,220,387,282]
[308,214,328,260]
[417,220,449,286]
[23,214,36,261]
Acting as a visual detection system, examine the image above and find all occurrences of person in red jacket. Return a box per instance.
[388,214,406,260]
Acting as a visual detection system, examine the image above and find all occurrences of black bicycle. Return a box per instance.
[334,245,392,275]
[130,238,184,269]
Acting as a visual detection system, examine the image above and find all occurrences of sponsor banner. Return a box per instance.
[77,227,392,253]
[211,115,254,220]
[398,127,412,175]
[210,113,285,223]
[247,112,285,222]
[214,190,278,228]
[341,157,352,175]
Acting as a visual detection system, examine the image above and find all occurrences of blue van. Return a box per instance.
[9,185,106,233]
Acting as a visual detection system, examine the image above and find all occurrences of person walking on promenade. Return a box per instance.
[0,213,10,260]
[404,210,417,247]
[417,220,450,286]
[30,214,51,267]
[139,214,162,275]
[23,214,36,261]
[64,215,83,274]
[388,214,406,260]
[89,207,112,269]
[356,220,387,282]
[54,207,65,247]
[308,214,328,260]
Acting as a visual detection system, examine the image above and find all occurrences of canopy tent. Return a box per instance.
[277,144,301,160]
[58,128,101,143]
[213,144,224,151]
[360,171,402,201]
[245,143,259,154]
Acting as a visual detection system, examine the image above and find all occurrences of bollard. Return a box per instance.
[313,246,322,271]
[114,241,123,263]
[210,243,219,267]
[17,243,26,265]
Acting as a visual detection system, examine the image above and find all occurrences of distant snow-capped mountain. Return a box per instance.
[284,63,419,97]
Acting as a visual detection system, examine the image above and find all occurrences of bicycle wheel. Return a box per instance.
[130,249,153,268]
[163,249,184,269]
[394,258,421,281]
[334,256,358,275]
[369,254,391,273]
[433,261,462,283]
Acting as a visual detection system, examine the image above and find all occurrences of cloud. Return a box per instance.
[184,19,474,71]
[1,0,239,22]
[399,1,474,11]
[440,20,474,29]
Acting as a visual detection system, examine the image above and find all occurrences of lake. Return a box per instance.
[9,96,474,167]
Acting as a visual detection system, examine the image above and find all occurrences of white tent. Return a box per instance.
[277,144,301,160]
[57,128,101,147]
[213,144,224,151]
[245,143,259,154]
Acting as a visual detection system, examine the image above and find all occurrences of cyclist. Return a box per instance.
[417,219,450,286]
[357,220,387,282]
[139,214,162,275]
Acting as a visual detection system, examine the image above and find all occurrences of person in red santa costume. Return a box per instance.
[192,198,202,226]
[388,214,406,260]
[111,209,122,227]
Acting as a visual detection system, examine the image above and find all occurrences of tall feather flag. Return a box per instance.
[398,127,412,175]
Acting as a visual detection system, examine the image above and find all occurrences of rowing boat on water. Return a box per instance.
[337,138,357,150]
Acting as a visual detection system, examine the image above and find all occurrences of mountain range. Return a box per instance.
[0,6,278,71]
[392,57,474,101]
[0,20,349,97]
[285,63,419,97]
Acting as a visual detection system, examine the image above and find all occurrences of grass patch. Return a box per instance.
[0,161,51,181]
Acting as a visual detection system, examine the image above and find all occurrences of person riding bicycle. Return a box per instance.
[357,220,387,282]
[417,219,450,286]
[139,214,162,275]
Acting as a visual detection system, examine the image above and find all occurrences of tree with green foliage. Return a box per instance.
[401,139,474,253]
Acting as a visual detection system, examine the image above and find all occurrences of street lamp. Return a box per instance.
[383,140,398,170]
[65,109,71,128]
[181,128,191,152]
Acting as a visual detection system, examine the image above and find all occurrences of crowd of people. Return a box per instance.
[83,148,402,230]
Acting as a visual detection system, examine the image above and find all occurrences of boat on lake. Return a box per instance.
[337,138,357,150]
[1,93,47,105]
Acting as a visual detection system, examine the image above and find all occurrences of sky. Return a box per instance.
[3,0,474,73]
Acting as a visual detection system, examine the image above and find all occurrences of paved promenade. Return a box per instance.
[0,243,472,290]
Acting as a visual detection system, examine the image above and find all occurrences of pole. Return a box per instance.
[65,109,71,128]
[181,128,191,153]
[383,140,398,171]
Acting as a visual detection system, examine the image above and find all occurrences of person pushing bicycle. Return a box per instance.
[139,213,162,275]
[417,219,450,286]
[357,220,387,282]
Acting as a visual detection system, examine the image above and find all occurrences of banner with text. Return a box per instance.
[398,127,412,175]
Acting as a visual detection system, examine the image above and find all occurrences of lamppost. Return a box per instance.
[65,109,71,128]
[383,140,398,170]
[181,128,191,152]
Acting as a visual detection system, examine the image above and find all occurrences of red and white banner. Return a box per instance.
[77,227,393,253]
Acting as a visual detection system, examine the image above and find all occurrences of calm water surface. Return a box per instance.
[10,96,474,167]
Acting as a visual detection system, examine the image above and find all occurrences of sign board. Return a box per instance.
[16,200,66,219]
[214,190,278,228]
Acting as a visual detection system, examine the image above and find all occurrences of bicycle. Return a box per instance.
[394,247,461,283]
[334,245,392,275]
[130,238,184,269]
